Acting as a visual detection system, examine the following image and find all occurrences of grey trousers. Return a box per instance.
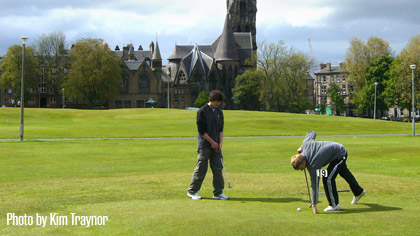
[188,148,225,196]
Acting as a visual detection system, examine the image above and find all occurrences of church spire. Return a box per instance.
[214,14,239,62]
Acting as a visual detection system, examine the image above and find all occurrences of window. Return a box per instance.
[179,71,187,83]
[322,76,327,84]
[115,100,122,109]
[175,96,178,103]
[39,87,46,93]
[64,68,68,74]
[342,85,346,95]
[336,77,340,83]
[342,77,346,82]
[123,100,131,108]
[30,88,35,94]
[121,75,129,94]
[50,97,56,104]
[49,87,54,93]
[139,75,150,93]
[321,86,327,95]
[137,100,145,108]
[7,88,12,94]
[181,96,184,103]
[29,98,36,105]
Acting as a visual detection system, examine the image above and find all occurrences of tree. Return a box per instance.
[364,54,393,117]
[232,69,263,110]
[388,35,420,115]
[0,45,38,103]
[257,41,313,112]
[327,82,344,116]
[64,38,122,108]
[194,91,209,108]
[345,37,392,116]
[34,31,68,107]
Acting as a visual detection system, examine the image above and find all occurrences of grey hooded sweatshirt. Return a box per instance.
[300,131,347,205]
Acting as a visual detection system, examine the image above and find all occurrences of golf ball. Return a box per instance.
[297,208,301,211]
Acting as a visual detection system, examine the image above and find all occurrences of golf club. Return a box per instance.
[304,169,312,208]
[221,158,232,188]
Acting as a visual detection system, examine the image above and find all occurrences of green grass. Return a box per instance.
[0,107,413,139]
[1,136,420,235]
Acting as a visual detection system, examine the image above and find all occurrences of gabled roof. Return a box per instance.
[168,45,214,60]
[214,14,240,62]
[182,45,214,77]
[124,61,143,71]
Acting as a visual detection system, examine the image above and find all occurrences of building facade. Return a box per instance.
[314,63,351,116]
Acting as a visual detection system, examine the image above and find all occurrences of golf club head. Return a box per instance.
[308,204,312,208]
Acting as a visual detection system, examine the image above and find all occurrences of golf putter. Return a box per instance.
[221,158,232,188]
[304,169,312,208]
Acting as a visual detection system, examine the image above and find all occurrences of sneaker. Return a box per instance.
[213,193,229,200]
[187,192,202,200]
[324,203,342,212]
[351,189,367,204]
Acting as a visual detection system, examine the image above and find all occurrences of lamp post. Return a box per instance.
[374,82,378,120]
[20,36,27,141]
[62,88,65,109]
[410,64,416,136]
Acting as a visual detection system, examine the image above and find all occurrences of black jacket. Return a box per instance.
[196,104,224,149]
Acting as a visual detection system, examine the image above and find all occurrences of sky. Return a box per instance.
[1,0,420,68]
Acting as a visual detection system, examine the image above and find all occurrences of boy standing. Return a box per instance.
[187,90,229,200]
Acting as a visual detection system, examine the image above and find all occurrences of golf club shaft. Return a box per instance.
[304,169,311,207]
[221,158,232,188]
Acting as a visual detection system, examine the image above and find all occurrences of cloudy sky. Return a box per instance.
[1,0,420,67]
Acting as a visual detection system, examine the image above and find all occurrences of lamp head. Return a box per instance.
[21,36,28,46]
[410,64,416,70]
[374,82,378,86]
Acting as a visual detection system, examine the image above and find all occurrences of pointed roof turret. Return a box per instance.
[153,40,162,60]
[214,14,239,62]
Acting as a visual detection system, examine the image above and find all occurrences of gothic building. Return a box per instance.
[167,0,257,109]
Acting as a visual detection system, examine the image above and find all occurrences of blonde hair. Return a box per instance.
[291,154,304,170]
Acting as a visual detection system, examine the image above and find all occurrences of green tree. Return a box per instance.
[364,54,393,118]
[34,31,68,107]
[64,38,122,108]
[258,41,313,112]
[0,45,38,103]
[388,35,420,116]
[345,37,392,116]
[327,82,344,116]
[194,91,209,108]
[232,69,263,110]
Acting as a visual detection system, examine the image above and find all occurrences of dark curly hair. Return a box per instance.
[209,90,224,102]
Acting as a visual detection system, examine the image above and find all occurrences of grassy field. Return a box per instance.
[0,108,419,235]
[0,107,413,139]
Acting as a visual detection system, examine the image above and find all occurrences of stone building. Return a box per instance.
[314,62,351,116]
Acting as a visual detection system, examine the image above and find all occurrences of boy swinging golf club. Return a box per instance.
[291,131,366,214]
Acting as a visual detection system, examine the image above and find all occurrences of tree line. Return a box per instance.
[0,32,121,108]
[233,36,420,117]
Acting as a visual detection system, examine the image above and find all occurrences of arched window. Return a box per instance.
[139,74,150,93]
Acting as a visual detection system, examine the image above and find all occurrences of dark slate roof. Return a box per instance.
[124,61,143,70]
[168,45,214,60]
[182,45,214,76]
[214,14,240,62]
[314,65,347,74]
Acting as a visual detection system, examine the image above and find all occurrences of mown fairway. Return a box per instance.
[0,108,419,235]
[0,108,413,139]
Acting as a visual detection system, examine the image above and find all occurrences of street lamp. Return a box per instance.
[374,82,378,120]
[62,88,65,109]
[20,36,27,141]
[410,64,416,136]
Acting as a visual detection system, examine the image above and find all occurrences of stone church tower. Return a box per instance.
[227,0,257,51]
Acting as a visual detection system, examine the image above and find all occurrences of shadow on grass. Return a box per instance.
[201,197,305,203]
[335,203,402,214]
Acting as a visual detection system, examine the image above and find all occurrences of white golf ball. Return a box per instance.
[297,208,301,211]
